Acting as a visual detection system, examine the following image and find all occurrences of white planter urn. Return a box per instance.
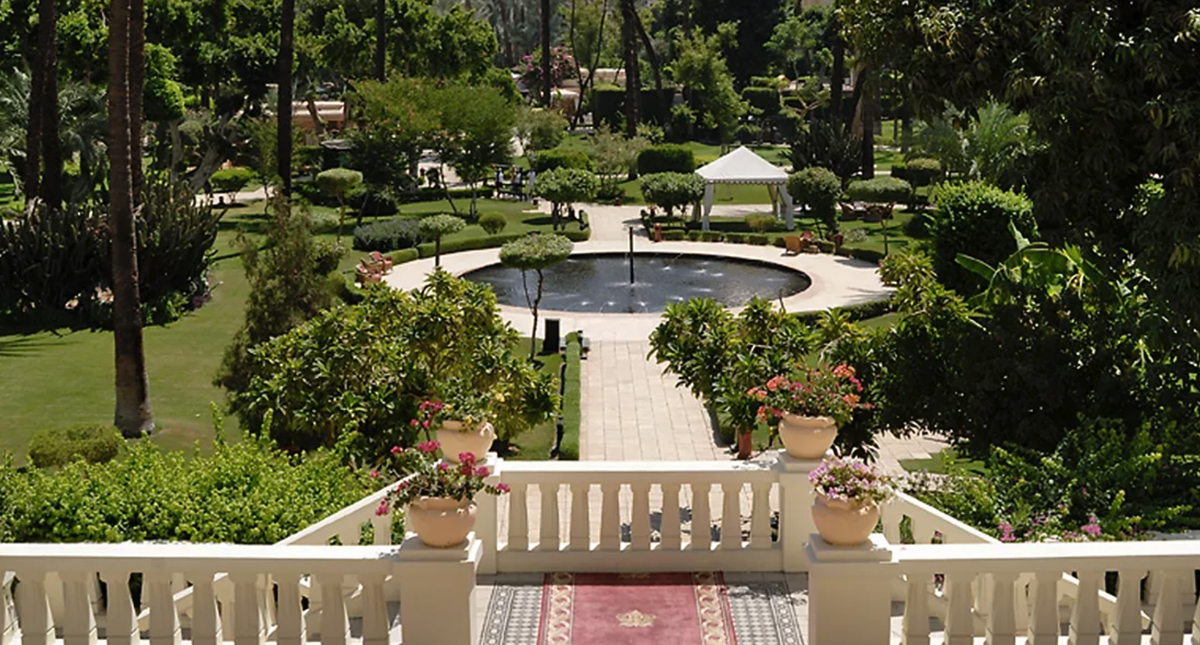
[811,494,881,546]
[406,497,477,548]
[436,420,495,463]
[778,414,837,459]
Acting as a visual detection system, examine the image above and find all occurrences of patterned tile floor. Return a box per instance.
[477,573,808,644]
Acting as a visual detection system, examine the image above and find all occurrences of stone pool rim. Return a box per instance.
[458,250,814,315]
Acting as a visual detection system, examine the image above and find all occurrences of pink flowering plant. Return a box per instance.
[808,456,895,507]
[410,389,501,437]
[377,441,509,513]
[748,363,867,427]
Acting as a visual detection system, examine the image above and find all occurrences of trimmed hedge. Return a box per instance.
[746,234,770,246]
[28,425,123,469]
[531,147,595,173]
[637,144,696,175]
[661,230,687,241]
[388,248,420,265]
[398,187,494,204]
[792,298,895,325]
[847,177,913,204]
[891,158,943,189]
[353,218,425,252]
[415,228,592,258]
[742,87,782,117]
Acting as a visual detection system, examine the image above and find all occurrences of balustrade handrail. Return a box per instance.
[0,543,397,575]
[895,540,1200,572]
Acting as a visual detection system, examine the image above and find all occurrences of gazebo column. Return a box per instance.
[781,185,795,230]
[768,184,779,217]
[702,182,715,231]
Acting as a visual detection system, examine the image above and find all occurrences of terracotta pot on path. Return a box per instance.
[406,497,477,548]
[811,494,881,546]
[777,414,837,459]
[737,430,753,460]
[437,421,495,464]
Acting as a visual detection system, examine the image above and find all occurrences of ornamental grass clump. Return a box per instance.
[378,442,510,513]
[808,456,894,506]
[749,363,868,427]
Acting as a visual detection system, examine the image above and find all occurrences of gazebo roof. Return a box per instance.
[695,146,789,184]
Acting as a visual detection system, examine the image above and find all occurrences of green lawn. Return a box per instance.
[900,448,989,476]
[1,173,23,212]
[617,178,778,206]
[0,197,557,462]
[697,208,925,256]
[502,334,582,461]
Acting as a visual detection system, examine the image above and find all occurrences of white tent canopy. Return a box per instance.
[695,146,794,231]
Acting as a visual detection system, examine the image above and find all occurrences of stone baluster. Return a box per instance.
[1069,570,1102,645]
[1,573,18,645]
[189,572,223,645]
[569,483,590,551]
[985,572,1018,645]
[690,482,712,551]
[1190,591,1200,645]
[750,482,772,549]
[60,571,97,645]
[229,572,266,645]
[304,577,322,641]
[508,482,529,551]
[144,570,182,645]
[1150,569,1183,645]
[358,573,389,645]
[476,456,501,574]
[944,573,975,645]
[317,574,350,645]
[1109,569,1145,645]
[630,483,651,550]
[660,482,682,550]
[902,574,931,645]
[100,571,138,645]
[370,511,392,546]
[14,570,53,645]
[882,504,903,544]
[539,483,561,551]
[719,482,742,550]
[274,574,305,645]
[1027,572,1059,645]
[599,483,621,551]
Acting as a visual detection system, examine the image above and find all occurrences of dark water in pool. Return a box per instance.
[462,252,812,313]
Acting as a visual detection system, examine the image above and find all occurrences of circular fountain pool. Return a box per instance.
[462,252,812,314]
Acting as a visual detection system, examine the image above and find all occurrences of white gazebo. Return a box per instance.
[695,146,794,231]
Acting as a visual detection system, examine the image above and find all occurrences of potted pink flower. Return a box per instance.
[809,456,894,546]
[379,441,510,548]
[413,391,501,464]
[748,363,867,459]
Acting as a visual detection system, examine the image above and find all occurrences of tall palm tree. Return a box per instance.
[540,0,551,107]
[108,0,155,437]
[278,0,295,195]
[25,0,63,208]
[129,0,145,207]
[619,0,639,136]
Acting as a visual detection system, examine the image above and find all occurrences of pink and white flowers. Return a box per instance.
[378,441,509,513]
[809,456,895,507]
[749,363,869,427]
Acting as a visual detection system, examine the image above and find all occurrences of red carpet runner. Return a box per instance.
[536,572,738,644]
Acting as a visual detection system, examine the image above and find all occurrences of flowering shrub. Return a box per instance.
[518,46,577,100]
[379,442,509,513]
[809,456,895,506]
[749,364,868,427]
[411,389,503,436]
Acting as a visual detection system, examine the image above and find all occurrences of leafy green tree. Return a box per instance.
[439,85,516,217]
[349,77,437,195]
[516,106,567,155]
[592,126,649,197]
[316,168,364,241]
[928,181,1037,294]
[668,28,747,143]
[532,167,598,228]
[640,172,705,218]
[418,214,466,267]
[235,274,557,456]
[788,167,842,233]
[500,234,574,359]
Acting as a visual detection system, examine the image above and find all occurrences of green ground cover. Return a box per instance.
[504,334,582,461]
[698,208,925,256]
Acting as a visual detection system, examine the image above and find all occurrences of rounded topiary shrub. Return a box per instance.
[479,212,508,236]
[847,177,913,204]
[531,147,595,173]
[28,425,124,469]
[929,180,1037,293]
[353,218,425,251]
[637,144,697,175]
[892,158,943,190]
[640,172,705,217]
[789,167,843,229]
[209,167,255,194]
[744,214,779,233]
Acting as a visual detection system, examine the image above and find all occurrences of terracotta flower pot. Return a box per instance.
[437,421,495,464]
[406,497,477,548]
[811,494,880,546]
[737,430,753,460]
[778,414,837,459]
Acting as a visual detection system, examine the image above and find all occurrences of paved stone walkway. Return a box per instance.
[579,341,728,461]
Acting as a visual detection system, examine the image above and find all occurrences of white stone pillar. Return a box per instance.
[702,183,715,231]
[396,533,482,645]
[806,534,895,645]
[780,186,795,230]
[775,451,823,572]
[476,454,502,575]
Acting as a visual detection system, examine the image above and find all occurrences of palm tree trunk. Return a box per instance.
[858,67,875,180]
[24,1,49,203]
[632,9,668,128]
[830,23,845,130]
[375,0,386,81]
[109,0,155,437]
[620,0,639,137]
[129,0,145,207]
[278,0,295,195]
[540,0,552,107]
[36,0,62,210]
